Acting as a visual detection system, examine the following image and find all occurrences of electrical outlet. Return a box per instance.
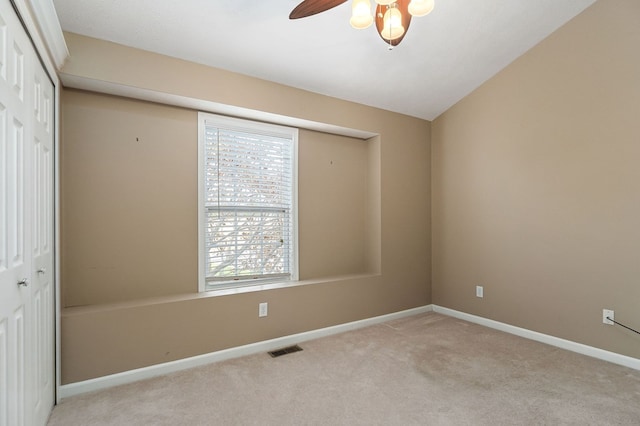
[259,302,268,318]
[603,309,614,325]
[476,286,484,298]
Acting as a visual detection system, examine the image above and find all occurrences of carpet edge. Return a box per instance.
[58,305,434,399]
[433,305,640,371]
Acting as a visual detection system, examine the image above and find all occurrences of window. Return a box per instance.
[198,113,298,291]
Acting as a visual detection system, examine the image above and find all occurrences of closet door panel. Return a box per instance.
[0,1,54,424]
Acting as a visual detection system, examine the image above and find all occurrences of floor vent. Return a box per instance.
[268,345,303,358]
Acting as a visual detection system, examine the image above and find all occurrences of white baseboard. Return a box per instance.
[432,305,640,371]
[59,304,640,400]
[58,305,433,399]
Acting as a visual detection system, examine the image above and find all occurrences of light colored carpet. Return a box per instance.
[49,313,640,425]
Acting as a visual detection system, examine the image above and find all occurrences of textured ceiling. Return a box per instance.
[53,0,595,120]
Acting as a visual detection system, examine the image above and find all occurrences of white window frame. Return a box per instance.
[198,112,299,292]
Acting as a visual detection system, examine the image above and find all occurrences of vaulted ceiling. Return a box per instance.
[53,0,595,120]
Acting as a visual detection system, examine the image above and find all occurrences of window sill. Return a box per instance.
[61,273,381,316]
[203,272,379,297]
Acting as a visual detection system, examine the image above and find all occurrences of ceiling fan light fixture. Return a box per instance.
[289,0,434,47]
[381,7,405,41]
[408,0,434,17]
[350,0,373,29]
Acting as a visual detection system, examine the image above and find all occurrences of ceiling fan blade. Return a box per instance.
[289,0,349,19]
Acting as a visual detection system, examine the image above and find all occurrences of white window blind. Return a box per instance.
[200,114,297,289]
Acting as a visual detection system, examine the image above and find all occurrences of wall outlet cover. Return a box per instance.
[259,302,268,317]
[476,286,484,298]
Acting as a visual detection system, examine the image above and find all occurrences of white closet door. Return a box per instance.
[30,37,54,426]
[0,1,55,425]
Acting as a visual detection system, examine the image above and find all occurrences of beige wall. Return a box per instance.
[60,36,431,383]
[61,90,374,306]
[432,0,640,358]
[61,91,198,305]
[298,130,371,280]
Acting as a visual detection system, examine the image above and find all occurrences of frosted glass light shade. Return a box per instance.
[408,0,434,17]
[381,7,405,40]
[375,0,395,5]
[350,0,373,29]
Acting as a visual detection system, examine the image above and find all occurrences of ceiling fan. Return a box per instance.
[289,0,348,19]
[289,0,435,47]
